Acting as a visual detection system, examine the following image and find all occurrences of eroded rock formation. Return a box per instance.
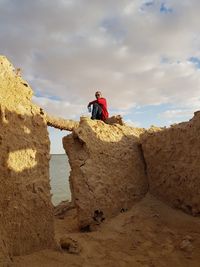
[62,110,200,227]
[141,112,200,216]
[63,117,148,229]
[46,114,79,131]
[0,56,54,264]
[45,114,124,131]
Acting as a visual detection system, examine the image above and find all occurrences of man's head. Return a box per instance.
[95,91,102,99]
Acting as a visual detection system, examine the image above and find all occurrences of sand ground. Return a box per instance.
[13,194,200,267]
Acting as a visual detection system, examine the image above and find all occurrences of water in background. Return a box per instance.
[50,154,71,206]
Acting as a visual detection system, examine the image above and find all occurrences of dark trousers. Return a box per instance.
[91,102,102,120]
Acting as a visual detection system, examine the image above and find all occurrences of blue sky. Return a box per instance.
[1,0,200,153]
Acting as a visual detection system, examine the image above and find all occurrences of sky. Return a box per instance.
[1,0,200,153]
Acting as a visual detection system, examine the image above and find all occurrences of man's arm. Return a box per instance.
[87,99,97,107]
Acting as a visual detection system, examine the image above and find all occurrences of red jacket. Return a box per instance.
[89,97,109,121]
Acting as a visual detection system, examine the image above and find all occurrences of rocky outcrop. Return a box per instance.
[141,112,200,216]
[105,115,124,125]
[63,117,148,229]
[0,56,55,263]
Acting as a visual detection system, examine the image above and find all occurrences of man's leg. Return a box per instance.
[91,103,102,120]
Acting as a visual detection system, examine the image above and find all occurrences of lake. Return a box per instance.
[49,154,71,206]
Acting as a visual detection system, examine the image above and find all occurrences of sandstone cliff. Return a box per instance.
[0,56,55,264]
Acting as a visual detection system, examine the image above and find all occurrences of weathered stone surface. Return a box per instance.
[46,114,79,131]
[54,200,74,217]
[141,111,200,216]
[46,114,124,131]
[179,239,193,253]
[63,117,148,228]
[0,228,10,266]
[60,237,81,254]
[0,56,55,262]
[105,115,124,126]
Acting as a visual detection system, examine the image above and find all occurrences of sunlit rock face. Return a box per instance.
[7,149,37,172]
[63,117,148,229]
[141,112,200,216]
[0,56,54,263]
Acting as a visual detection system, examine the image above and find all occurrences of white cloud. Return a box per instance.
[159,109,194,119]
[32,96,86,119]
[124,119,141,128]
[1,0,200,123]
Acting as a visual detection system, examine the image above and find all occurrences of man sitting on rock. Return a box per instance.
[87,91,109,121]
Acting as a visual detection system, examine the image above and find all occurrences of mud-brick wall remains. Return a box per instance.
[62,111,200,228]
[0,56,54,264]
[1,55,200,264]
[63,117,148,228]
[141,113,200,216]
